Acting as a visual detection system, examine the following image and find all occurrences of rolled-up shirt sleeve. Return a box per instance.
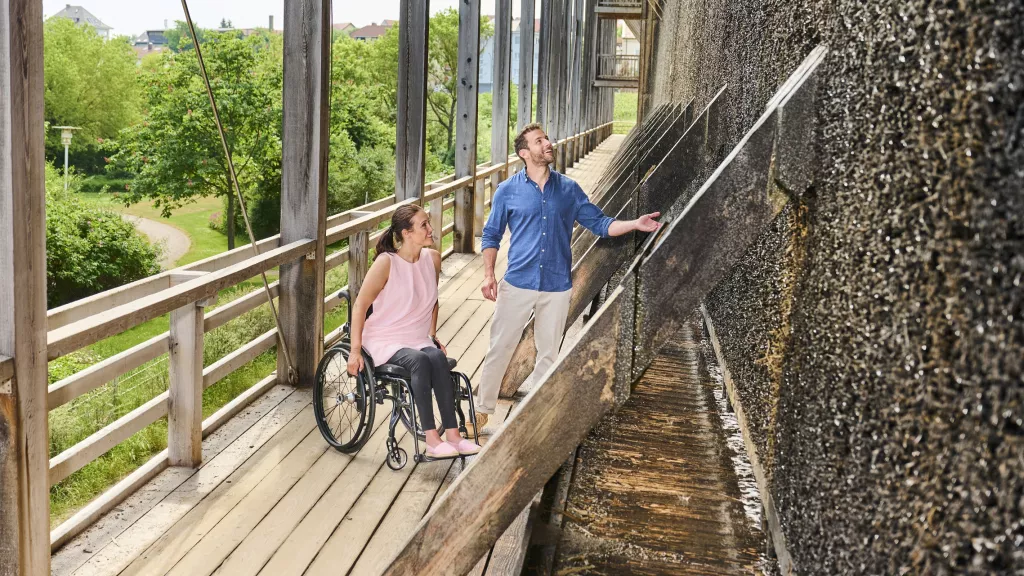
[572,183,614,238]
[481,185,507,250]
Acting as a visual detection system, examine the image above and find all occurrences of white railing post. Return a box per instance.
[168,282,213,467]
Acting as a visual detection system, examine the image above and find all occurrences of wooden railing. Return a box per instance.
[47,121,614,550]
[597,54,640,81]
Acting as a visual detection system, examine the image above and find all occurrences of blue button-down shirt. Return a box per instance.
[481,169,614,292]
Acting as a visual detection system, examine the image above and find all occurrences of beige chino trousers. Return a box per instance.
[476,280,572,414]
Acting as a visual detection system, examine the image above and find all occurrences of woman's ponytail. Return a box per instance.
[373,204,425,259]
[375,225,399,256]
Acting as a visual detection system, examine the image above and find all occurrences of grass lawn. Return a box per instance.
[77,192,229,266]
[614,90,639,134]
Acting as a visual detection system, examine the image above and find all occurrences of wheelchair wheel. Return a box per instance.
[386,437,408,470]
[314,343,375,453]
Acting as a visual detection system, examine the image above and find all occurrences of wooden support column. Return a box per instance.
[453,0,482,253]
[473,177,486,238]
[0,0,50,570]
[168,294,211,467]
[429,198,444,248]
[580,0,596,140]
[395,0,430,201]
[535,0,550,127]
[278,0,330,387]
[490,0,512,193]
[550,0,566,140]
[517,0,535,133]
[348,230,369,299]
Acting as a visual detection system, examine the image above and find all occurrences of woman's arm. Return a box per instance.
[348,255,391,374]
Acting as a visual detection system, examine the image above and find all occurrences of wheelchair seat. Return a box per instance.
[374,357,457,380]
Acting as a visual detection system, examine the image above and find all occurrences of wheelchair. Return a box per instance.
[313,290,479,470]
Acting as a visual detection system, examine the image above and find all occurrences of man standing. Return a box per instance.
[473,123,662,431]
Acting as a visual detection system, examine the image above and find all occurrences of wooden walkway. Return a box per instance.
[52,135,625,576]
[545,318,773,575]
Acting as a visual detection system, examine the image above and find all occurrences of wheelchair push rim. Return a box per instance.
[314,343,375,453]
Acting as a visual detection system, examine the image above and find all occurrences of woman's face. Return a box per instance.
[402,210,433,248]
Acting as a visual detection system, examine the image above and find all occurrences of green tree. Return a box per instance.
[43,18,141,169]
[109,32,282,249]
[427,9,494,162]
[45,163,161,308]
[163,20,208,52]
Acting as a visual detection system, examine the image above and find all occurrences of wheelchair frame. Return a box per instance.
[313,290,479,471]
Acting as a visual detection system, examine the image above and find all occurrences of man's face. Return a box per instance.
[519,129,554,165]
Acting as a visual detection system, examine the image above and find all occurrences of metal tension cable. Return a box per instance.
[180,0,299,386]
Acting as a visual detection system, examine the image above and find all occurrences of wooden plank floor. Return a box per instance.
[548,318,773,575]
[54,135,625,576]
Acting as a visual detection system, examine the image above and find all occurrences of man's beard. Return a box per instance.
[534,149,554,164]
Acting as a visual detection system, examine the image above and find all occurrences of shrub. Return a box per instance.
[46,162,162,307]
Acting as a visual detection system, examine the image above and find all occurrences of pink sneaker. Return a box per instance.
[425,441,459,459]
[447,438,481,455]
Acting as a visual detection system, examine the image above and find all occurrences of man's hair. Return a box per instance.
[514,123,545,157]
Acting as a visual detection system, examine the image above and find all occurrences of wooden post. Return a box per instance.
[517,0,535,133]
[491,0,512,196]
[580,0,596,142]
[453,0,481,253]
[549,0,565,140]
[0,0,50,570]
[395,0,430,201]
[473,177,486,238]
[535,0,550,127]
[349,230,370,300]
[168,300,206,467]
[429,198,444,248]
[278,0,330,387]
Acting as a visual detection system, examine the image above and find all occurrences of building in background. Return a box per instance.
[132,29,169,60]
[49,4,111,39]
[333,22,357,36]
[348,21,395,42]
[617,20,639,56]
[479,18,540,94]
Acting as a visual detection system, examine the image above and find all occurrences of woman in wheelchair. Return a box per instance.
[345,204,480,459]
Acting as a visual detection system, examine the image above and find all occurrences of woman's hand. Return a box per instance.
[432,335,448,356]
[347,350,364,376]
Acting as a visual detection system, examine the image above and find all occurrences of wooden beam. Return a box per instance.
[491,0,512,181]
[453,0,482,253]
[395,0,430,201]
[568,0,585,161]
[348,230,370,300]
[0,0,50,569]
[517,0,535,133]
[535,0,550,126]
[168,301,205,467]
[383,46,826,576]
[278,0,330,387]
[384,294,625,576]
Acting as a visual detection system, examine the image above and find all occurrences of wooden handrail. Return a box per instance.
[47,238,315,360]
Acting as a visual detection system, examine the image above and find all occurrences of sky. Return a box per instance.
[44,0,520,38]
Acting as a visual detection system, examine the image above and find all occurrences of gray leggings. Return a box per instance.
[385,346,457,431]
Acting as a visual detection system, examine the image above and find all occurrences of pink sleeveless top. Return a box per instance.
[361,249,438,365]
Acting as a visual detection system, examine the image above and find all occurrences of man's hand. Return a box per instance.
[635,212,662,232]
[481,275,498,301]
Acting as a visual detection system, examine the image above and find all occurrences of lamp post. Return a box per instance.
[51,126,80,191]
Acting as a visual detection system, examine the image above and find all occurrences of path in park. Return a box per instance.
[121,214,191,269]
